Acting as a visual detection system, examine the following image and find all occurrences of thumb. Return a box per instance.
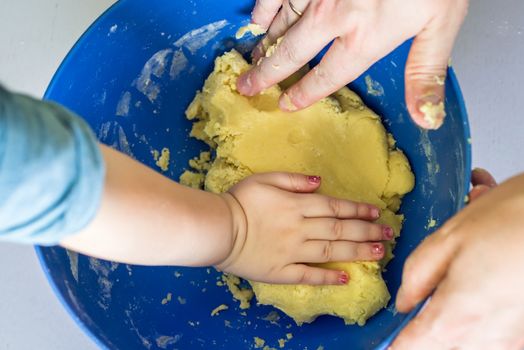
[396,226,460,313]
[405,5,467,130]
[253,172,322,193]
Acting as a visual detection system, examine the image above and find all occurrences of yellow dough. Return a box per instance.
[181,50,415,326]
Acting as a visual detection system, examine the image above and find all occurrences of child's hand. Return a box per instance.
[216,172,393,285]
[392,169,524,349]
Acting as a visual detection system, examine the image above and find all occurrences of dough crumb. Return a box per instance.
[286,333,293,340]
[420,101,446,129]
[365,75,384,96]
[265,37,283,58]
[254,337,266,348]
[261,311,281,325]
[154,147,170,171]
[161,292,172,305]
[426,218,437,229]
[180,152,212,188]
[434,75,446,86]
[278,338,287,348]
[221,274,254,309]
[235,23,266,39]
[210,304,229,316]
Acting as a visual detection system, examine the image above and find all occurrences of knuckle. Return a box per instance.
[286,84,309,108]
[330,219,344,240]
[278,40,301,66]
[405,62,448,84]
[298,267,313,284]
[312,65,338,90]
[321,241,333,262]
[328,198,342,217]
[287,173,301,191]
[251,67,271,91]
[346,35,377,63]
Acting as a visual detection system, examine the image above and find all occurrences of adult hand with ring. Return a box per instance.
[238,0,468,129]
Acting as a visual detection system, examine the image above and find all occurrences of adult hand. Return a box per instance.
[392,169,524,349]
[217,172,394,285]
[237,0,468,129]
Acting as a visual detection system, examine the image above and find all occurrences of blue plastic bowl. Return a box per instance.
[36,0,471,349]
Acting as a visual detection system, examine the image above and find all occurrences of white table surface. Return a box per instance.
[0,0,522,349]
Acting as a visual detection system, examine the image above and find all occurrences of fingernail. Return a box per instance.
[307,175,321,184]
[338,271,349,284]
[418,94,446,130]
[383,226,394,240]
[372,243,384,255]
[280,93,298,112]
[370,207,380,219]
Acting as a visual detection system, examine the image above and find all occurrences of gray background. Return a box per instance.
[0,0,522,349]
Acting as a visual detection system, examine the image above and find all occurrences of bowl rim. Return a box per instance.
[35,1,472,348]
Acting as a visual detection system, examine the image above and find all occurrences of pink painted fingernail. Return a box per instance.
[370,207,380,219]
[307,175,321,184]
[383,226,394,240]
[338,271,349,284]
[372,243,384,255]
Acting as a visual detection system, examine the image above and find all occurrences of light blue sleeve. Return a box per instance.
[0,86,105,246]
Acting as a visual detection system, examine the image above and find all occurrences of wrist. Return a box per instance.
[214,192,247,272]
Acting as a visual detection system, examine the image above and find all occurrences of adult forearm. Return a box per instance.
[61,145,235,267]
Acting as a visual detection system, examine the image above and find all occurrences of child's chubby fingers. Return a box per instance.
[301,218,394,242]
[277,264,349,285]
[248,172,322,193]
[297,193,380,220]
[295,240,385,264]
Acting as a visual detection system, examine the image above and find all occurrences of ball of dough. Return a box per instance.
[181,50,414,326]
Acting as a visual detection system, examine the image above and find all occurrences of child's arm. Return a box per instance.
[0,86,390,285]
[62,146,390,285]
